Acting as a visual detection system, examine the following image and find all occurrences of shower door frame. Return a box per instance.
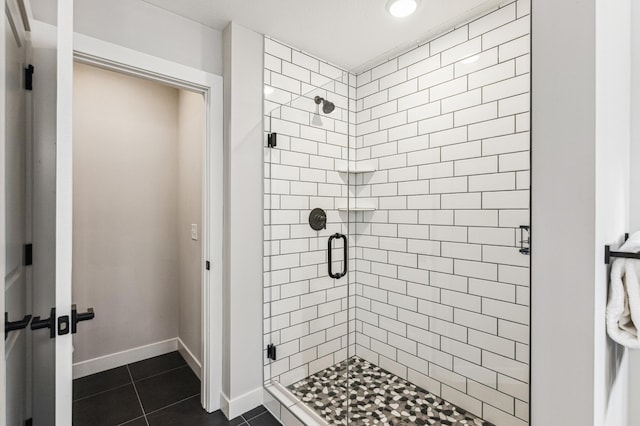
[66,33,224,414]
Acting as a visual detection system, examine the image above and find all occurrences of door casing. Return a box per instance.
[70,32,225,415]
[66,37,224,418]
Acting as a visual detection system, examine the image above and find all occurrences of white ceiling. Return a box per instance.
[142,0,505,73]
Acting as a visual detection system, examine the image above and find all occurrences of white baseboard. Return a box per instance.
[72,338,178,379]
[221,387,263,420]
[177,337,202,380]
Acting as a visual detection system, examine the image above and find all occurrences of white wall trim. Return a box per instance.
[71,31,224,413]
[220,387,263,420]
[72,338,178,379]
[55,2,75,424]
[177,337,202,380]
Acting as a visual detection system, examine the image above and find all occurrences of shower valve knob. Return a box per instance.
[309,208,327,231]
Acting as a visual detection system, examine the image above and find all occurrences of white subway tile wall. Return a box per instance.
[264,1,530,425]
[353,2,530,425]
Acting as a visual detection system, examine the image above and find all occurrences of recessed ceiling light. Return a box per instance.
[387,0,419,18]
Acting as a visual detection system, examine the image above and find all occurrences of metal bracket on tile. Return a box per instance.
[267,344,277,361]
[267,132,277,148]
[519,225,530,255]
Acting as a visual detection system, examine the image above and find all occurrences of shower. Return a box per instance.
[264,7,531,421]
[312,96,335,126]
[314,95,335,113]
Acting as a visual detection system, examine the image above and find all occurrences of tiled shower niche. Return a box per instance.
[264,1,530,425]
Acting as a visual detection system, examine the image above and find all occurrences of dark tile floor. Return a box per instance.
[73,351,280,426]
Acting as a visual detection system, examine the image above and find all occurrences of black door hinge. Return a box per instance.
[25,65,34,91]
[267,344,277,361]
[206,261,210,270]
[24,243,32,266]
[267,132,277,148]
[25,418,33,426]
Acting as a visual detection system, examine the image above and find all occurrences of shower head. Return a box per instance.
[314,96,335,115]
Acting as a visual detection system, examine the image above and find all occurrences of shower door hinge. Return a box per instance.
[24,243,33,266]
[519,225,530,255]
[267,344,277,361]
[206,260,210,270]
[267,132,277,148]
[25,65,34,91]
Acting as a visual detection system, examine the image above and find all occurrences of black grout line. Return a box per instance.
[143,393,201,417]
[242,410,269,422]
[132,364,189,384]
[116,415,146,426]
[126,365,150,426]
[72,382,133,402]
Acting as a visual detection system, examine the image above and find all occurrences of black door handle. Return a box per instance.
[328,233,348,279]
[31,307,56,339]
[5,312,32,339]
[71,304,95,334]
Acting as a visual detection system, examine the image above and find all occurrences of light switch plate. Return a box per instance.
[191,224,198,241]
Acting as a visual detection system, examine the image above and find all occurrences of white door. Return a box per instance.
[24,1,76,424]
[3,1,30,425]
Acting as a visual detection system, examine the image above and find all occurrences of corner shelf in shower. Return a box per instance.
[337,206,375,212]
[336,166,376,174]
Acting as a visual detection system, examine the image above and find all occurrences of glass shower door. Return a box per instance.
[263,38,355,424]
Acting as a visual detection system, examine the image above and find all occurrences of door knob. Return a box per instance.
[5,312,32,339]
[71,304,95,333]
[31,308,56,339]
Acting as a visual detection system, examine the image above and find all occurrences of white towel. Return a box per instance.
[606,232,640,348]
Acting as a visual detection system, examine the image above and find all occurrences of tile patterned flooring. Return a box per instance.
[73,351,280,426]
[288,357,493,426]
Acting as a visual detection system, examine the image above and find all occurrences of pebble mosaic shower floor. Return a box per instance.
[288,357,493,426]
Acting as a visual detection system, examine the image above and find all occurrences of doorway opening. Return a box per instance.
[70,62,207,425]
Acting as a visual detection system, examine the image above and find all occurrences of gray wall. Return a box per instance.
[532,0,632,424]
[222,22,264,418]
[178,90,205,365]
[30,0,223,76]
[72,63,180,362]
[72,65,205,366]
[532,1,595,422]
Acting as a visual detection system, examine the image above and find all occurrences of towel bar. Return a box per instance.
[604,233,640,264]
